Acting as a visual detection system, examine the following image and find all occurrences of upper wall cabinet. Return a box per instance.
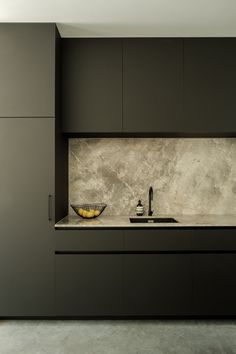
[123,39,183,133]
[0,23,56,118]
[62,39,122,133]
[183,38,236,133]
[61,38,236,135]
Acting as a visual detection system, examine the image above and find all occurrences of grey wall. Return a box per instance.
[69,138,236,216]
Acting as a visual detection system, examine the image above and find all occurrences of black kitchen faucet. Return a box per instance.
[148,186,154,216]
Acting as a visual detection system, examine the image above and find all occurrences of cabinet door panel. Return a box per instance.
[62,39,122,133]
[184,38,236,133]
[193,254,236,315]
[123,38,183,133]
[56,254,123,316]
[0,24,56,117]
[0,118,54,316]
[124,254,192,315]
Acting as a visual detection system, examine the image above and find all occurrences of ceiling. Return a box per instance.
[1,0,236,37]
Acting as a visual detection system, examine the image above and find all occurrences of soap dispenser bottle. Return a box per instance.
[136,200,144,216]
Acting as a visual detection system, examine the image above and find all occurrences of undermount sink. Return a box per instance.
[130,217,178,223]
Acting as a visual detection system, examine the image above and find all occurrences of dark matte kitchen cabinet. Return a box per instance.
[54,229,236,317]
[62,39,122,133]
[193,254,236,316]
[55,254,123,316]
[0,118,55,316]
[124,254,192,315]
[0,23,56,117]
[61,37,236,135]
[183,38,236,133]
[123,39,183,133]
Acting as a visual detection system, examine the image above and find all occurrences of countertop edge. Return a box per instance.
[55,215,236,229]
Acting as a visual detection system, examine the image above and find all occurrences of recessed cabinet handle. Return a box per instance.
[48,194,53,221]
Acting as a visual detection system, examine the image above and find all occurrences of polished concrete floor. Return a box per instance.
[0,320,236,354]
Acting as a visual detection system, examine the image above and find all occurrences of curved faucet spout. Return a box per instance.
[148,186,154,216]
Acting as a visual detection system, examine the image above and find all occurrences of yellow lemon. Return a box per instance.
[82,210,88,218]
[78,208,84,216]
[89,210,95,218]
[94,210,100,216]
[86,211,94,218]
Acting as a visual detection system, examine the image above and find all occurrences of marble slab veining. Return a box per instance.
[55,214,236,229]
[69,138,236,216]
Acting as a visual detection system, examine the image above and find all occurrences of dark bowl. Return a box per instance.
[71,203,107,219]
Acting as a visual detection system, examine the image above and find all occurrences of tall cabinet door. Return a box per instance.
[0,118,54,316]
[123,39,183,133]
[183,38,236,133]
[0,24,56,118]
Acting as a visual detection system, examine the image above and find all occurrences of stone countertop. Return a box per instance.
[55,214,236,229]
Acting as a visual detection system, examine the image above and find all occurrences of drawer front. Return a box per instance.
[55,230,124,251]
[55,254,123,316]
[192,229,236,251]
[124,229,192,251]
[193,254,236,315]
[124,254,192,315]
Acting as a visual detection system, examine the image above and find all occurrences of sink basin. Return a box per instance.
[130,217,178,223]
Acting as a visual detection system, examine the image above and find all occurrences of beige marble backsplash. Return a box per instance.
[69,138,236,216]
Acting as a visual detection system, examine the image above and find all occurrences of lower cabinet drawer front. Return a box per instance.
[124,230,192,251]
[55,230,124,251]
[55,254,123,316]
[124,254,192,315]
[192,230,236,251]
[193,254,236,315]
